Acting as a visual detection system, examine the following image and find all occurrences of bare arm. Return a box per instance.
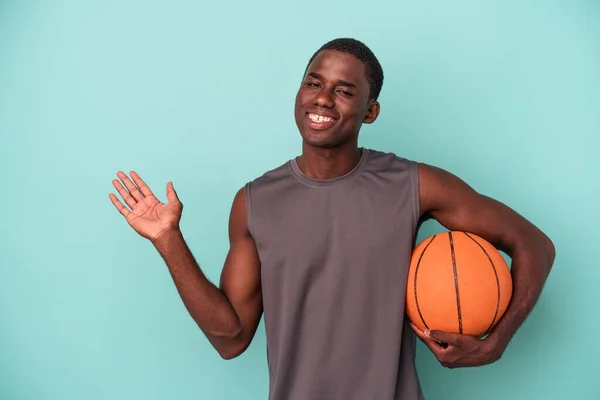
[152,188,262,359]
[110,172,262,359]
[413,163,555,366]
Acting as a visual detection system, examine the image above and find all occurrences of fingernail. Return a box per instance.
[425,329,431,337]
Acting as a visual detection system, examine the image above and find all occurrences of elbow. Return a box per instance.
[218,349,239,360]
[515,229,555,274]
[207,327,248,360]
[219,349,242,360]
[217,339,248,360]
[544,236,556,268]
[531,230,555,274]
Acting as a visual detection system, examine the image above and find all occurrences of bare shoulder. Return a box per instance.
[416,162,551,252]
[417,162,483,218]
[228,186,251,240]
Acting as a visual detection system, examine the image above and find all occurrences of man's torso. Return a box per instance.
[246,148,424,400]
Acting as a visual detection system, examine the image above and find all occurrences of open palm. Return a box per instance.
[109,171,183,241]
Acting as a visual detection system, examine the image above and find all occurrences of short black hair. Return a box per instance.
[305,38,384,101]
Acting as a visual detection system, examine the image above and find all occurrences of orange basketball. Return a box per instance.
[406,231,512,337]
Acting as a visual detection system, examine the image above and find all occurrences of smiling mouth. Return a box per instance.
[306,112,337,130]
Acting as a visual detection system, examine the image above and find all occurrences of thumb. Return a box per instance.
[166,181,180,204]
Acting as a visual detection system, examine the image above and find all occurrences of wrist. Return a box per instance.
[151,226,183,247]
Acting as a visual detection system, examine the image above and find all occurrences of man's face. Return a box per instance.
[294,50,380,149]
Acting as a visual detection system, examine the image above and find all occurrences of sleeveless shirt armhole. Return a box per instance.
[411,161,421,230]
[244,182,253,237]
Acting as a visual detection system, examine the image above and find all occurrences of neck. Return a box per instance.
[296,142,362,180]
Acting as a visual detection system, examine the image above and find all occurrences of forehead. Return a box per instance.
[305,50,369,89]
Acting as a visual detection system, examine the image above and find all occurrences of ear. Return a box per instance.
[363,100,380,124]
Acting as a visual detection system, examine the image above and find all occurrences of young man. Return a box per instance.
[109,38,555,400]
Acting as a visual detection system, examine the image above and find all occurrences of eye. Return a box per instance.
[306,82,320,88]
[336,89,353,97]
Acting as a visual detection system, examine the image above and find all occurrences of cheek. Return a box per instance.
[295,94,310,112]
[294,92,301,107]
[296,87,312,100]
[342,104,368,123]
[356,102,372,121]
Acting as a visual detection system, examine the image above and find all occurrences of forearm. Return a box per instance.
[489,235,555,348]
[151,228,245,356]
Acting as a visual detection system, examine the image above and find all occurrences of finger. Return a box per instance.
[130,171,154,197]
[410,323,448,356]
[112,178,137,209]
[428,330,464,347]
[410,322,454,352]
[166,181,180,204]
[117,171,144,202]
[409,322,425,336]
[410,323,432,344]
[419,335,448,359]
[109,193,131,218]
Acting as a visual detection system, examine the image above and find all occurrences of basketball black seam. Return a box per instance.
[464,232,501,334]
[448,232,463,334]
[414,234,437,330]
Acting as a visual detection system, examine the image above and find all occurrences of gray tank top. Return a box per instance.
[245,148,424,400]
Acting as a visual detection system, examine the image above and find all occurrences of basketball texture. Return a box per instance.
[406,231,513,337]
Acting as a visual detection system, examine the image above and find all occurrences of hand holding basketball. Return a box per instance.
[109,171,183,242]
[405,231,514,367]
[409,323,504,368]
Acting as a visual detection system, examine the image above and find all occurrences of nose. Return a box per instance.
[315,87,335,109]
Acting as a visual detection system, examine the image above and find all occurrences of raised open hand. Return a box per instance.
[109,171,183,242]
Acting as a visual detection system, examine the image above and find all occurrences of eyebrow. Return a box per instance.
[307,72,357,89]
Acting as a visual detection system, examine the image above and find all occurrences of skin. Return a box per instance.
[109,49,555,367]
[293,50,380,179]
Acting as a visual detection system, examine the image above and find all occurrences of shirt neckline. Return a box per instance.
[289,148,371,187]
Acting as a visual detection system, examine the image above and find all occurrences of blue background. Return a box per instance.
[1,1,598,399]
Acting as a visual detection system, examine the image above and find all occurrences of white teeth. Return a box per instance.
[309,113,333,123]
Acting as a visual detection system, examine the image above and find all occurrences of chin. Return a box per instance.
[302,131,340,149]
